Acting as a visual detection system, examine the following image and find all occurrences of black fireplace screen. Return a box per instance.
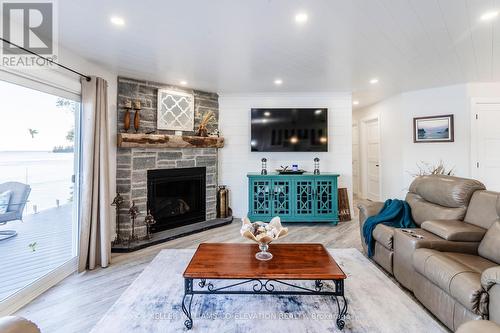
[147,167,206,232]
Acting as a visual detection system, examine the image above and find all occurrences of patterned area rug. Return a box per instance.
[91,248,447,333]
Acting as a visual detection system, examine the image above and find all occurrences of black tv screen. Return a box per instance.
[251,108,328,152]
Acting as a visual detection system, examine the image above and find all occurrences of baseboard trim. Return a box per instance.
[0,257,78,316]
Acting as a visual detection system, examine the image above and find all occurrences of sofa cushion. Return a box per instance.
[421,219,486,242]
[409,175,485,208]
[406,193,467,225]
[372,224,394,250]
[479,222,500,264]
[465,190,500,229]
[413,249,496,313]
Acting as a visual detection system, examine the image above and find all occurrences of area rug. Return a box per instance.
[91,248,447,333]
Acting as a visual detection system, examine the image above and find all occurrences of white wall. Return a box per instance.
[219,92,352,218]
[354,84,470,199]
[353,95,405,199]
[467,82,500,98]
[400,85,470,190]
[354,82,500,201]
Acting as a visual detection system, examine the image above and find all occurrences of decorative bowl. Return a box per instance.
[240,216,288,261]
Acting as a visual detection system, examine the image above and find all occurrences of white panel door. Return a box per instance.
[352,123,360,197]
[474,103,500,191]
[365,118,380,201]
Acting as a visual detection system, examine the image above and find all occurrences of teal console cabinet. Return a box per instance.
[247,173,339,224]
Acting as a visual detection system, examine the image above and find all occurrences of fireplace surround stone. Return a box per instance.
[114,77,224,247]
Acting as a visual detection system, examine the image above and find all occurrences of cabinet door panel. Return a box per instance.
[272,180,292,217]
[315,179,335,216]
[294,179,315,216]
[250,179,272,216]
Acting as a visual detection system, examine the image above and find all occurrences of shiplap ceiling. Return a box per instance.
[58,0,500,108]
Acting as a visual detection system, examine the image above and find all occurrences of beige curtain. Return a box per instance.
[78,76,111,272]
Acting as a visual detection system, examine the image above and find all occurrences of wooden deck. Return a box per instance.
[0,205,74,301]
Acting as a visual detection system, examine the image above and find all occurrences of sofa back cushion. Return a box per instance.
[478,221,500,264]
[464,190,500,229]
[409,175,485,208]
[406,193,467,226]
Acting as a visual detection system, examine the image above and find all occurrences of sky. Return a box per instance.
[0,80,77,151]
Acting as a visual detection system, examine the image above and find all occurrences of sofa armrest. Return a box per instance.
[357,201,384,227]
[0,316,40,333]
[482,267,500,291]
[421,219,487,242]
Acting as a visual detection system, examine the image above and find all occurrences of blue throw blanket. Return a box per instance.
[363,199,416,258]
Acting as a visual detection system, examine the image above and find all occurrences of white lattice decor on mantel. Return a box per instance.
[157,89,195,131]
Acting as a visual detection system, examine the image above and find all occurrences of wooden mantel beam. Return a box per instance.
[117,133,224,149]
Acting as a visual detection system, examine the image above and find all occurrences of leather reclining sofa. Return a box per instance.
[358,174,500,332]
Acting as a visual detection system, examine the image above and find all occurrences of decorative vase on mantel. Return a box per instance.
[123,100,132,132]
[133,100,141,133]
[133,110,140,132]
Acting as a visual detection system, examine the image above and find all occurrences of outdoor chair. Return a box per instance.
[0,182,31,241]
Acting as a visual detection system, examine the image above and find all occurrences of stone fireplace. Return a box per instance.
[113,77,230,251]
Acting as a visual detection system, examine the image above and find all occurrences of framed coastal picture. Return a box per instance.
[413,114,454,143]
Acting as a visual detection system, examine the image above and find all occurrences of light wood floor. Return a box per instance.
[15,216,362,333]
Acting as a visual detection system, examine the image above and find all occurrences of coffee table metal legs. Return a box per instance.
[335,294,348,329]
[181,278,348,330]
[182,279,194,329]
[333,279,348,329]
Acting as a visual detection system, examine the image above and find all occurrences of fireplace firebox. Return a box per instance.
[147,167,206,232]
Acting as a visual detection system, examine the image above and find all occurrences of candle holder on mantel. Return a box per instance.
[123,100,132,132]
[111,192,125,244]
[128,201,140,243]
[133,100,141,133]
[144,210,157,239]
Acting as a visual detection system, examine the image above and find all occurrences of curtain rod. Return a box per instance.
[0,37,92,82]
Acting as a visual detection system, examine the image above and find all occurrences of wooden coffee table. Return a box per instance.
[182,243,348,330]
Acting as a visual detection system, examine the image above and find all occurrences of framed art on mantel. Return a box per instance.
[413,114,454,143]
[157,89,195,131]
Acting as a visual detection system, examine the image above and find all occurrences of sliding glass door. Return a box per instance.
[0,78,80,303]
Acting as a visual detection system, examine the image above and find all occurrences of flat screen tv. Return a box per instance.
[251,108,328,152]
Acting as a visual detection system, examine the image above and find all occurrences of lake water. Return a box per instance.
[0,151,74,214]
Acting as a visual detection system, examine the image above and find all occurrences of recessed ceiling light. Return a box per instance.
[370,78,379,84]
[180,80,188,86]
[110,16,125,26]
[264,111,271,117]
[295,12,308,24]
[290,137,299,144]
[480,11,499,21]
[274,78,283,85]
[353,100,360,105]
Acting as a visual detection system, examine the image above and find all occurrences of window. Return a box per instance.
[0,78,80,303]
